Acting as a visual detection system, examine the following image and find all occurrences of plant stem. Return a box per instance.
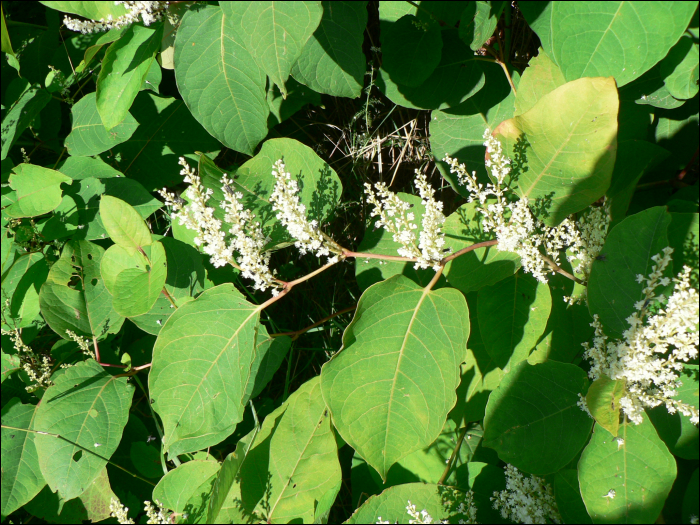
[438,424,469,485]
[484,44,517,96]
[441,240,499,264]
[343,250,417,262]
[2,424,157,486]
[540,254,586,285]
[161,287,178,308]
[426,264,444,290]
[270,305,357,340]
[504,3,512,65]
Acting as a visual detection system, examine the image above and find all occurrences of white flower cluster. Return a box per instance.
[582,249,699,425]
[365,170,447,270]
[577,393,593,418]
[444,130,610,285]
[109,498,135,524]
[144,500,172,524]
[64,1,168,34]
[270,160,342,264]
[159,158,280,294]
[375,493,477,525]
[66,330,95,359]
[1,302,53,392]
[491,464,561,524]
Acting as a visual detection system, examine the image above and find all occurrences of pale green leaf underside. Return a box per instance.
[33,360,134,501]
[175,5,269,156]
[99,195,152,251]
[149,284,264,457]
[321,275,469,480]
[153,460,220,514]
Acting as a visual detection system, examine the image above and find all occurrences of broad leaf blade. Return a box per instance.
[1,81,51,161]
[483,360,593,476]
[153,460,220,517]
[578,414,676,523]
[495,77,619,226]
[1,399,45,519]
[96,23,163,130]
[175,5,269,156]
[99,195,152,251]
[149,284,263,457]
[382,15,442,87]
[240,1,323,96]
[291,1,367,98]
[111,240,167,318]
[321,275,469,481]
[33,360,134,501]
[6,164,71,219]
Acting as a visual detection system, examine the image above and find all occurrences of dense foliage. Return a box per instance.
[1,1,698,524]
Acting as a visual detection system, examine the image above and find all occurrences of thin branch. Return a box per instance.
[441,240,499,264]
[161,287,178,309]
[2,424,157,486]
[540,254,586,286]
[483,44,517,96]
[343,250,417,262]
[270,305,357,340]
[426,264,444,291]
[438,425,469,485]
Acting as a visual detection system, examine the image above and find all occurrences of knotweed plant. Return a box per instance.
[491,465,561,524]
[444,130,610,290]
[582,249,700,425]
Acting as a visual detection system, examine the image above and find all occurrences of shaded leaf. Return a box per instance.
[111,240,167,318]
[514,50,566,116]
[382,15,442,87]
[39,1,128,20]
[153,460,220,520]
[1,80,51,160]
[554,469,592,525]
[483,360,593,476]
[292,1,367,98]
[458,1,506,51]
[578,414,676,524]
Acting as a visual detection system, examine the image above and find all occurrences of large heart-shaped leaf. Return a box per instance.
[175,5,269,156]
[33,360,134,501]
[520,2,697,87]
[495,76,618,225]
[149,284,268,457]
[321,275,469,481]
[382,15,442,87]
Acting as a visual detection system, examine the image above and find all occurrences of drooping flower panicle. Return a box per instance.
[582,249,699,425]
[63,1,169,34]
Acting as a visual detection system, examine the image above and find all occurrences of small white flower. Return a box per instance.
[63,1,168,34]
[491,465,561,524]
[603,489,616,499]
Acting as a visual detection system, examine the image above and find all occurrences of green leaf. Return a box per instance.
[39,240,124,340]
[291,1,367,98]
[321,275,469,481]
[554,469,592,525]
[514,50,566,116]
[235,377,342,523]
[578,414,676,524]
[1,399,45,519]
[429,60,515,197]
[606,140,670,223]
[379,1,469,27]
[495,77,619,226]
[1,80,51,160]
[240,1,323,96]
[477,272,551,371]
[111,240,167,318]
[347,483,466,524]
[247,334,291,400]
[660,32,699,100]
[153,460,220,520]
[65,92,139,157]
[1,4,15,57]
[1,352,21,383]
[39,1,128,21]
[586,376,625,438]
[483,360,593,476]
[520,2,697,87]
[101,92,221,191]
[175,5,269,156]
[376,29,486,110]
[96,22,163,130]
[667,212,699,281]
[647,365,699,460]
[55,156,122,180]
[6,164,71,219]
[458,1,506,51]
[99,195,152,251]
[100,244,150,295]
[34,360,134,501]
[2,252,48,329]
[266,77,322,127]
[382,15,442,88]
[683,469,699,524]
[587,206,671,339]
[149,284,267,457]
